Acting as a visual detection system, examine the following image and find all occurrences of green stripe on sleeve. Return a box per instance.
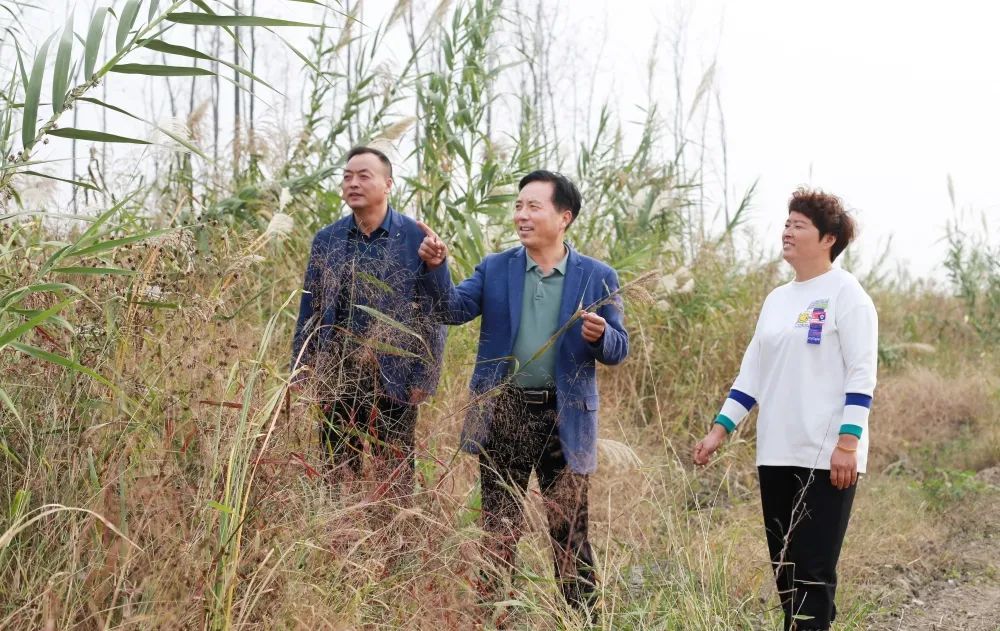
[839,423,864,438]
[714,414,736,434]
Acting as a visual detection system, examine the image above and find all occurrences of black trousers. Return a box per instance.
[479,389,596,610]
[758,466,857,631]
[320,387,417,503]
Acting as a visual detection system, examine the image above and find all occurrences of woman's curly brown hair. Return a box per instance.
[788,188,856,261]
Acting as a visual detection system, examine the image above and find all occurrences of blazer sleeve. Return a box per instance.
[408,292,448,395]
[420,257,486,326]
[588,267,629,365]
[291,233,326,377]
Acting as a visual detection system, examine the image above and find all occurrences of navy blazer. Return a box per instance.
[291,207,446,402]
[422,245,629,474]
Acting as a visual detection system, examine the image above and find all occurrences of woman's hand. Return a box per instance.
[693,424,729,466]
[830,435,860,489]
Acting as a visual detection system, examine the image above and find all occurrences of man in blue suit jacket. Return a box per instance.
[417,170,628,614]
[292,146,445,505]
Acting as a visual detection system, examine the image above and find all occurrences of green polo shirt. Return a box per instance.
[510,250,568,388]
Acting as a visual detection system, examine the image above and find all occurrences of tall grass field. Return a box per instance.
[2,1,999,629]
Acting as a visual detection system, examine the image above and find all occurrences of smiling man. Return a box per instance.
[291,146,445,507]
[416,170,629,617]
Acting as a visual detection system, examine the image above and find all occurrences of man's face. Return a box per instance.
[341,153,391,212]
[782,210,834,264]
[513,181,573,250]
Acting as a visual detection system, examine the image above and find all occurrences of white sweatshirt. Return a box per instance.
[715,268,878,472]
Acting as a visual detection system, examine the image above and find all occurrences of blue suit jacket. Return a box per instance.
[291,207,446,402]
[422,245,629,473]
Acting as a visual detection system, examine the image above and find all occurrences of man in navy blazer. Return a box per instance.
[291,146,445,505]
[417,170,628,614]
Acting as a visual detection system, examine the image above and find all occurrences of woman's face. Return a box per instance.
[782,211,834,266]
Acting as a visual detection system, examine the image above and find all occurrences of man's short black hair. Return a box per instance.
[344,146,393,178]
[518,170,582,220]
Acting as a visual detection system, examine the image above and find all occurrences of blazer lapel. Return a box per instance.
[557,246,585,351]
[508,248,526,342]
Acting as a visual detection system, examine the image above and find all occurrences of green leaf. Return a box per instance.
[52,13,74,113]
[110,63,215,77]
[207,500,233,514]
[46,127,151,144]
[148,0,160,21]
[0,386,21,424]
[334,326,419,359]
[21,170,100,192]
[77,96,141,120]
[0,299,73,350]
[116,0,142,51]
[50,266,138,276]
[21,34,54,150]
[139,38,211,60]
[153,123,207,160]
[8,342,112,387]
[138,39,276,92]
[14,45,28,89]
[0,282,83,310]
[165,12,319,28]
[67,227,174,259]
[353,304,424,341]
[84,7,108,80]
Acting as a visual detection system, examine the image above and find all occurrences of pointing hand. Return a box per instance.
[416,221,448,269]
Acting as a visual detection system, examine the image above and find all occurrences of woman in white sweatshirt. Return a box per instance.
[693,188,878,631]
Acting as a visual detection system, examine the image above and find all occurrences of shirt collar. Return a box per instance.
[349,206,394,236]
[525,246,569,276]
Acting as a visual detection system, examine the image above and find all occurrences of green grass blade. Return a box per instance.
[21,170,100,192]
[50,266,138,276]
[0,283,83,310]
[46,127,151,144]
[353,304,425,343]
[51,13,74,113]
[9,342,113,387]
[21,34,54,150]
[14,46,28,90]
[139,39,277,92]
[153,123,207,159]
[0,299,74,349]
[110,63,215,77]
[77,96,142,120]
[84,7,108,80]
[164,12,319,28]
[67,227,174,259]
[115,0,142,51]
[0,386,21,424]
[138,38,212,60]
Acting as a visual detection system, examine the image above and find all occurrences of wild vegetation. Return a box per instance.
[1,1,998,629]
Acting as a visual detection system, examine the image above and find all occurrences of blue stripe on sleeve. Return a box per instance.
[728,389,757,411]
[845,393,873,408]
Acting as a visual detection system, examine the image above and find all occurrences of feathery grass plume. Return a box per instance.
[429,0,454,27]
[386,0,412,29]
[336,1,361,52]
[278,187,292,212]
[375,116,417,143]
[152,117,193,153]
[596,438,643,472]
[263,213,294,240]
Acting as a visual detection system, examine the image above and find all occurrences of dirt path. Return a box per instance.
[873,469,1000,631]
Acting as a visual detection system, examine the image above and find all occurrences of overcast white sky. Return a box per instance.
[592,0,1000,280]
[18,0,1000,280]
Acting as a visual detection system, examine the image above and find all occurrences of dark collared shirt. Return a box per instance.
[336,209,398,341]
